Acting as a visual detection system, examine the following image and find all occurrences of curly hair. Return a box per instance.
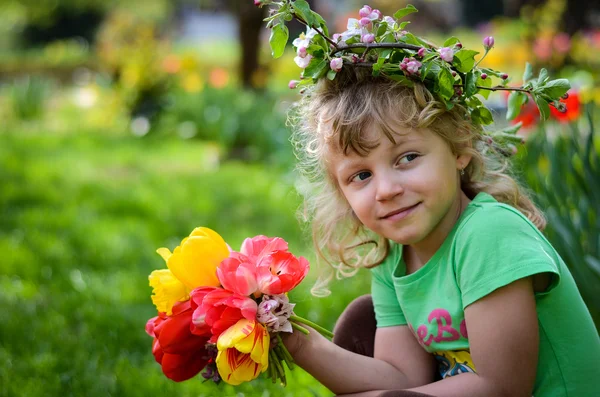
[289,67,545,296]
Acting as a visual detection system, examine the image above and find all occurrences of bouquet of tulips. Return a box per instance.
[144,227,332,385]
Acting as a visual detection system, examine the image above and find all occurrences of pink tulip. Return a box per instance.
[240,236,288,261]
[190,287,258,343]
[217,252,259,296]
[255,250,310,295]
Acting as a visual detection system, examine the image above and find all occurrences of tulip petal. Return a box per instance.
[156,247,172,263]
[161,351,208,382]
[167,228,230,289]
[217,319,255,350]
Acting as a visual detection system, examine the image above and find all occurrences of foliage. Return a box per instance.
[0,130,371,396]
[157,86,293,164]
[516,105,600,325]
[6,75,54,120]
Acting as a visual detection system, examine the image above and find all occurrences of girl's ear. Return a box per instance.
[456,152,472,171]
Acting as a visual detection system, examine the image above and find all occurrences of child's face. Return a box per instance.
[330,125,470,248]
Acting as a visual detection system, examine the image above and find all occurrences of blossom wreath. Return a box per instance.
[145,227,332,385]
[256,0,572,156]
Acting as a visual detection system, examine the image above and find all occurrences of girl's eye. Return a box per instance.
[398,153,419,165]
[351,171,371,183]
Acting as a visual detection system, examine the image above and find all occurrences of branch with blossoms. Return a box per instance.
[145,227,332,386]
[255,0,571,155]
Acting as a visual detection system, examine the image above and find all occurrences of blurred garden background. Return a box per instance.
[0,0,598,396]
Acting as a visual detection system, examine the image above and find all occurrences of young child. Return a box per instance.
[282,65,600,396]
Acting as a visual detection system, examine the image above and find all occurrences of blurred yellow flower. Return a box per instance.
[216,319,269,385]
[158,227,229,289]
[181,72,204,93]
[148,269,189,315]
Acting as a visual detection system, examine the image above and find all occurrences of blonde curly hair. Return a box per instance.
[289,68,545,296]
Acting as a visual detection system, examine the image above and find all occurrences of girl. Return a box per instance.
[282,66,600,396]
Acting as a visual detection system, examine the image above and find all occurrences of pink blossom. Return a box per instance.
[439,47,454,62]
[371,9,383,20]
[288,80,299,89]
[294,54,313,69]
[297,46,307,58]
[417,47,426,58]
[361,33,375,43]
[483,36,495,50]
[217,252,259,296]
[330,57,343,72]
[406,60,422,75]
[255,250,309,295]
[500,73,509,80]
[359,5,372,18]
[360,17,371,27]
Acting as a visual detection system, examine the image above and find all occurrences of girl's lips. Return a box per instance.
[381,202,421,221]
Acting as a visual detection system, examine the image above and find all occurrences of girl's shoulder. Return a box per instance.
[457,192,542,239]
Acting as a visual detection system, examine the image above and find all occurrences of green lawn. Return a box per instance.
[0,130,371,396]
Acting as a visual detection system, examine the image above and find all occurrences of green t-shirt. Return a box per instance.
[371,192,600,396]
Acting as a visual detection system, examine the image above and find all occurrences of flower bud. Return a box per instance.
[451,70,457,77]
[439,47,454,63]
[500,73,509,80]
[360,17,372,27]
[359,5,373,18]
[417,47,426,58]
[361,33,375,43]
[483,36,495,50]
[330,57,343,72]
[556,102,567,113]
[383,16,396,25]
[508,144,518,155]
[562,92,569,99]
[297,46,307,58]
[372,9,383,20]
[455,42,463,49]
[481,73,488,80]
[288,80,299,89]
[454,87,463,96]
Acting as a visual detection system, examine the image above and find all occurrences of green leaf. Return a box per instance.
[538,68,549,85]
[327,69,337,80]
[398,21,410,30]
[376,23,387,37]
[464,72,477,97]
[472,106,494,125]
[304,58,328,80]
[293,0,316,26]
[506,91,527,120]
[534,94,551,120]
[402,32,422,46]
[453,49,479,73]
[437,67,455,101]
[311,11,328,36]
[393,4,418,19]
[523,62,533,83]
[542,79,571,99]
[269,23,289,59]
[443,37,460,47]
[476,75,492,99]
[386,74,414,87]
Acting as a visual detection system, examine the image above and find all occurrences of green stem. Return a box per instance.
[474,49,489,68]
[276,334,296,368]
[275,344,295,370]
[291,322,310,335]
[271,349,286,386]
[290,315,334,339]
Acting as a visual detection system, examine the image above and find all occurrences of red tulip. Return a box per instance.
[255,250,310,295]
[550,90,580,123]
[190,287,258,343]
[145,300,210,382]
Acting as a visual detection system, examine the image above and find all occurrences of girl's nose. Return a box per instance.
[375,176,404,201]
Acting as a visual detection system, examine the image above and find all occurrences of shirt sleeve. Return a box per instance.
[370,244,407,327]
[454,204,561,309]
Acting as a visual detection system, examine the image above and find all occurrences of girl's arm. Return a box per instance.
[283,323,436,395]
[407,277,539,397]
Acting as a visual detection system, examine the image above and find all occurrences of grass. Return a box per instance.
[0,129,371,397]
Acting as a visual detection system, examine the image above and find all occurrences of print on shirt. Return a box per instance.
[434,350,476,378]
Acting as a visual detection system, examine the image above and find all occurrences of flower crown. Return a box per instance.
[256,0,572,155]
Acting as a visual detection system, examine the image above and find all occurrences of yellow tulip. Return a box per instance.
[148,269,189,315]
[216,319,269,385]
[157,227,229,290]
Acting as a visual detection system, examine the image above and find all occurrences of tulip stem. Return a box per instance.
[270,349,287,386]
[276,334,296,369]
[290,315,334,339]
[291,322,310,335]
